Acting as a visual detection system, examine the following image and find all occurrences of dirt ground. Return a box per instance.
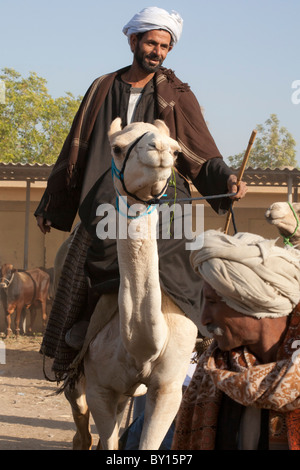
[0,334,132,451]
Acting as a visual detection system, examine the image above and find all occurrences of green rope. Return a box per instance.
[161,167,177,237]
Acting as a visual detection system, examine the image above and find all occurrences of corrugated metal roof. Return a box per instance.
[0,162,52,181]
[0,162,300,186]
[238,167,300,187]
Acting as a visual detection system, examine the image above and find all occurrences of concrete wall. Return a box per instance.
[0,181,76,268]
[0,181,78,333]
[0,181,292,333]
[198,186,289,247]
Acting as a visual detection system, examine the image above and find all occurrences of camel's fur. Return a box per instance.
[64,118,198,450]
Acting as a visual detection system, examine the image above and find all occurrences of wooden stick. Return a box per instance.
[224,129,257,234]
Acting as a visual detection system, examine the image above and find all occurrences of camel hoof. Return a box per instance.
[72,432,92,450]
[6,328,12,338]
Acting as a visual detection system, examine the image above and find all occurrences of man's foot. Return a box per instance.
[65,320,89,350]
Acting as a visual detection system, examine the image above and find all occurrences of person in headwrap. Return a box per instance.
[35,7,247,368]
[122,6,183,45]
[172,230,300,450]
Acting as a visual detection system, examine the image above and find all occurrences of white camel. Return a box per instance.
[64,118,198,450]
[265,201,300,248]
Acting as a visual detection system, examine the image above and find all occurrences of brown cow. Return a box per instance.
[0,264,50,337]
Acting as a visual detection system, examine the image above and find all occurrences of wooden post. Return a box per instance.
[24,180,31,270]
[287,175,293,203]
[224,130,257,234]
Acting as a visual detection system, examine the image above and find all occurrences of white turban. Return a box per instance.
[190,230,300,319]
[122,7,183,45]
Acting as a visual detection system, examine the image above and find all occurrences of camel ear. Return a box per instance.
[108,117,123,141]
[153,119,170,136]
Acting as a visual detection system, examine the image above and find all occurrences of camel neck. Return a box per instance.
[116,209,168,361]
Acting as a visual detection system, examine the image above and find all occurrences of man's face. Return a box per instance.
[201,282,259,351]
[131,30,173,73]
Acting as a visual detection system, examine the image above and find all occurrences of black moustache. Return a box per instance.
[147,55,161,61]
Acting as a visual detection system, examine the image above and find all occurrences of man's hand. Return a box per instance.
[36,215,52,234]
[227,175,247,201]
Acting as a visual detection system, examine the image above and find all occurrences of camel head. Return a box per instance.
[108,118,180,204]
[0,263,15,288]
[265,202,300,246]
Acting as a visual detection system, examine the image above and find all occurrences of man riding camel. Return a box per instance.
[36,7,246,365]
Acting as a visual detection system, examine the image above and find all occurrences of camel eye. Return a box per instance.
[173,150,179,157]
[113,145,122,155]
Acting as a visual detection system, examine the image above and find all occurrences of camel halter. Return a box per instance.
[0,272,15,288]
[111,132,171,208]
[282,202,300,247]
[111,133,239,227]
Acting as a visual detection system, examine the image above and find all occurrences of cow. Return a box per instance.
[0,264,50,337]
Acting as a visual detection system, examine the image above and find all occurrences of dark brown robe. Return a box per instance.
[35,66,231,230]
[38,67,233,374]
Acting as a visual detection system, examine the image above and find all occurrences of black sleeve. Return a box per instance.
[34,189,49,218]
[193,157,234,214]
[34,188,75,232]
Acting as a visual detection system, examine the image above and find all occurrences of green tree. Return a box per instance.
[0,68,82,164]
[228,114,297,169]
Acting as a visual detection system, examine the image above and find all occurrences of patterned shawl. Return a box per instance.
[172,305,300,450]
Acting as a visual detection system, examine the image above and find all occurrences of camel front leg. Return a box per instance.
[86,385,123,450]
[14,306,22,337]
[138,316,197,451]
[28,305,37,334]
[41,300,48,331]
[64,375,92,450]
[139,382,183,450]
[5,312,12,337]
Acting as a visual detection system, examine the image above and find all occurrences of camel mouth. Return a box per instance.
[265,212,275,222]
[140,157,173,171]
[265,215,286,227]
[265,218,277,225]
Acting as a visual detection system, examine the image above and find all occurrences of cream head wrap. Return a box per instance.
[190,230,300,319]
[122,7,183,45]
